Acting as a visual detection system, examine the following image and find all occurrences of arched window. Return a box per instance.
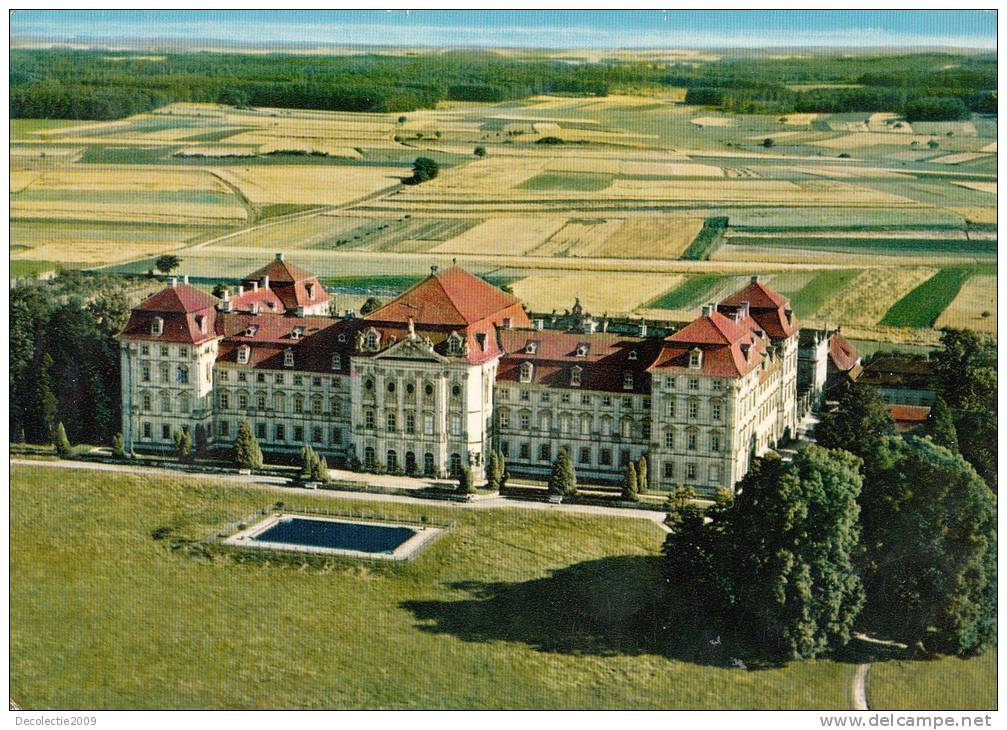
[365,329,380,351]
[178,393,190,413]
[284,349,295,368]
[273,392,286,413]
[387,450,398,471]
[424,452,435,475]
[449,453,462,477]
[160,392,171,413]
[364,446,376,468]
[405,451,417,473]
[570,366,582,387]
[293,394,304,415]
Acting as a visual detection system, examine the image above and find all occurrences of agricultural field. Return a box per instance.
[10,66,997,342]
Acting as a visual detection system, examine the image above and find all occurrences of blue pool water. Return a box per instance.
[252,517,417,554]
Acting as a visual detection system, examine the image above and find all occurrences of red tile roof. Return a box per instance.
[829,333,860,373]
[888,404,930,429]
[134,284,218,314]
[649,310,771,378]
[239,255,331,312]
[718,279,798,339]
[244,257,318,284]
[121,284,219,344]
[227,287,287,314]
[368,266,527,328]
[720,280,788,310]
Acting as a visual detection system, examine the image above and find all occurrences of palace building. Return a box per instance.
[118,255,799,493]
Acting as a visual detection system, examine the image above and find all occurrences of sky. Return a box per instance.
[9,10,998,50]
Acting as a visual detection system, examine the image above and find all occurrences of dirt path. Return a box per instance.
[10,459,671,531]
[852,663,871,710]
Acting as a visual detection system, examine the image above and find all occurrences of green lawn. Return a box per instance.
[518,172,614,192]
[12,464,864,710]
[880,267,975,328]
[871,651,997,711]
[788,269,860,319]
[10,260,61,279]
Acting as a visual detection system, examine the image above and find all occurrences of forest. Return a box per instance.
[10,48,996,120]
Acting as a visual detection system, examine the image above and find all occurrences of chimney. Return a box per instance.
[751,275,760,284]
[252,281,258,292]
[222,289,229,301]
[276,252,284,262]
[639,318,648,337]
[701,303,714,317]
[587,318,598,334]
[739,300,750,319]
[430,265,439,275]
[183,275,189,285]
[170,277,178,288]
[262,275,269,289]
[533,319,544,331]
[237,285,244,296]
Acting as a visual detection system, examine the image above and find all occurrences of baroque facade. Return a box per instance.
[119,255,799,492]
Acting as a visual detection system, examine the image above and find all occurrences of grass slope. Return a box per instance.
[880,268,975,328]
[647,274,724,310]
[788,269,860,319]
[870,651,997,711]
[680,217,728,260]
[12,465,860,710]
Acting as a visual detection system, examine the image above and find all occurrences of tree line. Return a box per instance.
[663,328,997,663]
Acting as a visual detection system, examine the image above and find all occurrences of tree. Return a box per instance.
[54,421,73,458]
[814,382,895,465]
[111,433,126,460]
[714,486,735,507]
[31,352,58,444]
[926,395,958,452]
[486,450,502,491]
[473,145,486,157]
[547,448,577,497]
[932,328,996,413]
[86,291,130,337]
[622,462,639,502]
[762,137,775,147]
[496,449,509,491]
[664,485,698,531]
[360,297,383,316]
[232,420,263,470]
[637,455,648,494]
[311,452,330,482]
[858,437,996,656]
[299,445,317,481]
[406,157,439,185]
[173,429,193,464]
[155,255,181,275]
[457,466,475,495]
[193,423,208,457]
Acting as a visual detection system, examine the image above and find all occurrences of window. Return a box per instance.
[599,448,612,466]
[622,396,633,408]
[519,443,531,460]
[311,395,322,416]
[499,411,510,429]
[686,463,697,480]
[220,421,230,438]
[293,395,304,415]
[576,343,589,357]
[275,424,285,441]
[275,373,285,384]
[623,373,634,390]
[580,414,592,435]
[256,423,266,439]
[628,350,638,361]
[446,332,464,356]
[688,377,699,390]
[710,464,721,483]
[160,345,169,358]
[405,413,415,434]
[365,379,374,394]
[539,392,551,403]
[257,373,266,384]
[331,354,342,371]
[450,414,462,437]
[570,366,582,387]
[312,376,321,387]
[237,372,247,382]
[688,401,698,419]
[498,388,510,400]
[539,444,551,462]
[331,397,341,417]
[387,450,398,471]
[162,424,171,440]
[451,384,461,398]
[689,350,702,369]
[665,376,676,390]
[141,392,152,410]
[602,396,612,407]
[449,453,463,477]
[405,452,417,473]
[712,379,723,391]
[519,362,534,383]
[710,433,721,452]
[712,401,722,421]
[525,341,538,355]
[293,375,303,386]
[539,412,551,432]
[601,416,612,437]
[664,431,675,449]
[663,461,674,479]
[294,426,303,442]
[561,393,570,403]
[519,390,530,401]
[520,412,530,430]
[581,394,591,406]
[424,452,435,474]
[666,398,676,418]
[218,370,229,382]
[332,427,342,444]
[364,447,376,468]
[143,422,152,439]
[141,345,150,356]
[621,418,633,438]
[500,441,510,458]
[387,412,397,432]
[256,392,267,411]
[141,363,151,382]
[365,410,375,430]
[560,414,571,434]
[642,420,651,439]
[176,365,189,384]
[365,330,379,350]
[620,450,631,467]
[179,393,190,413]
[687,432,697,451]
[160,393,171,413]
[151,317,164,336]
[238,392,248,410]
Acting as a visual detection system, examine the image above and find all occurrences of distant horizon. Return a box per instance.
[10,10,998,51]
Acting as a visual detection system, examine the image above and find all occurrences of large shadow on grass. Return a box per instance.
[403,555,764,667]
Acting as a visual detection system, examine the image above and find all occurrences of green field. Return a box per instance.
[728,236,997,258]
[647,274,726,310]
[788,269,860,319]
[880,268,976,328]
[11,464,868,710]
[871,652,997,711]
[518,172,615,192]
[10,260,60,278]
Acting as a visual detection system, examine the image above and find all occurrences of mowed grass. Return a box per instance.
[518,172,615,192]
[787,269,860,319]
[12,464,863,710]
[880,268,975,328]
[870,651,997,711]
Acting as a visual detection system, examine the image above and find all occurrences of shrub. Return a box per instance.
[474,145,486,157]
[233,420,263,470]
[762,137,775,148]
[547,448,577,497]
[622,462,639,502]
[54,422,72,458]
[111,433,126,460]
[535,136,564,145]
[173,429,193,464]
[457,466,475,495]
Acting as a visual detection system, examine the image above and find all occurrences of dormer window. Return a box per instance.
[689,349,703,369]
[250,303,260,315]
[151,316,164,336]
[525,341,538,355]
[284,349,295,368]
[628,350,638,361]
[570,366,583,387]
[623,372,634,390]
[519,362,534,383]
[365,329,380,351]
[306,283,316,301]
[475,332,488,351]
[575,343,589,357]
[337,333,347,343]
[244,325,259,337]
[291,326,304,340]
[446,331,464,356]
[194,314,207,335]
[331,353,342,371]
[237,345,250,364]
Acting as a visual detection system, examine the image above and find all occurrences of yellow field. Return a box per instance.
[781,113,820,126]
[980,142,997,153]
[26,165,233,192]
[929,152,992,165]
[210,165,402,205]
[432,217,568,256]
[691,117,733,127]
[13,238,182,264]
[935,275,997,333]
[596,217,705,258]
[528,219,624,256]
[10,200,245,225]
[511,271,681,315]
[816,267,939,325]
[950,207,997,224]
[813,133,937,150]
[950,181,997,195]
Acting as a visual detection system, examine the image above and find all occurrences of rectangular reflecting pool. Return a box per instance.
[225,514,442,560]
